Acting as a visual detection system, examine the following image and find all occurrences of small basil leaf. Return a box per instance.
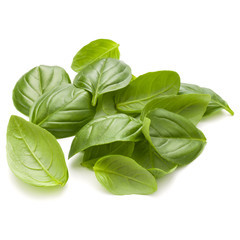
[69,114,143,158]
[132,141,177,179]
[179,83,234,116]
[6,115,68,187]
[143,109,206,165]
[74,58,132,106]
[115,71,180,113]
[93,155,158,195]
[141,94,211,125]
[71,39,120,72]
[29,85,95,138]
[12,65,71,116]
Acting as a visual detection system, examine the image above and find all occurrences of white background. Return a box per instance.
[0,0,239,239]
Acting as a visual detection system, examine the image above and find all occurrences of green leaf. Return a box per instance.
[74,58,132,106]
[6,115,68,187]
[82,142,135,169]
[93,155,158,195]
[179,83,234,116]
[94,91,119,118]
[71,39,120,72]
[69,114,143,158]
[29,85,95,138]
[115,71,180,113]
[132,141,177,179]
[12,65,71,116]
[143,109,206,165]
[141,94,211,125]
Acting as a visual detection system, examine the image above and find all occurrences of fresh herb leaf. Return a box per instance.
[141,94,211,125]
[93,155,158,195]
[71,39,120,72]
[12,65,71,116]
[115,71,180,113]
[74,58,132,106]
[29,84,95,138]
[143,109,206,165]
[179,83,234,116]
[132,141,177,178]
[6,115,68,187]
[69,114,143,159]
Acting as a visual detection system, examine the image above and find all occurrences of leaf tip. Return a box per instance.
[228,107,234,116]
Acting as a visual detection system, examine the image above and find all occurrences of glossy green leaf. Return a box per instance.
[69,114,143,158]
[95,91,119,118]
[12,65,71,116]
[93,155,157,195]
[179,83,234,116]
[141,94,211,125]
[132,141,177,179]
[6,115,68,187]
[143,109,206,165]
[82,142,135,169]
[71,39,120,72]
[29,85,95,138]
[115,71,180,113]
[74,58,132,106]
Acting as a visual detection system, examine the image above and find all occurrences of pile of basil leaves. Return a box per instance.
[7,39,234,195]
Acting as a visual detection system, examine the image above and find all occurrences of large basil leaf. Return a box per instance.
[115,71,180,113]
[82,141,135,169]
[71,39,120,72]
[143,109,206,165]
[69,114,143,158]
[93,155,158,195]
[12,65,71,116]
[6,115,68,187]
[132,141,177,179]
[29,85,95,138]
[179,83,234,116]
[141,94,211,125]
[74,58,132,106]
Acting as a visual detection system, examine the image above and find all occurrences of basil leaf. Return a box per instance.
[132,141,177,179]
[179,83,234,116]
[143,109,206,165]
[115,71,180,113]
[74,58,132,106]
[95,91,120,119]
[141,94,211,125]
[6,115,68,187]
[12,65,71,116]
[82,141,135,169]
[71,39,120,72]
[93,155,158,195]
[69,114,143,158]
[29,85,95,138]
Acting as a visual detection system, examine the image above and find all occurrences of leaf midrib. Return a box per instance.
[14,118,63,185]
[36,88,84,126]
[92,59,108,105]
